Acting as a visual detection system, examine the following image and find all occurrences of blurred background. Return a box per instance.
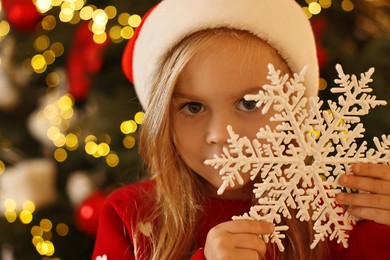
[0,0,389,259]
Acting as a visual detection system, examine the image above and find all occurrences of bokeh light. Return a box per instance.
[0,160,5,175]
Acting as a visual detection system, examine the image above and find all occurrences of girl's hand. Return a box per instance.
[336,163,390,225]
[204,219,274,260]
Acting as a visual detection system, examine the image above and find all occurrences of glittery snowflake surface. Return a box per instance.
[204,64,390,251]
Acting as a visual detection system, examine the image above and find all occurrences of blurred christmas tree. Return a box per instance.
[0,0,388,259]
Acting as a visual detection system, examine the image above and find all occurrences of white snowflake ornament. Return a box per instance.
[204,64,390,251]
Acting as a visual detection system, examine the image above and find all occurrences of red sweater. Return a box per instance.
[92,181,390,260]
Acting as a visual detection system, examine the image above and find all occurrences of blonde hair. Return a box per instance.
[137,28,329,259]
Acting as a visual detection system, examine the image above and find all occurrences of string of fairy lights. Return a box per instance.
[0,0,365,258]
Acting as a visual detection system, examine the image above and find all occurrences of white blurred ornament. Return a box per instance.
[66,171,94,207]
[0,158,58,212]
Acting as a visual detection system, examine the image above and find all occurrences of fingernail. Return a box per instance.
[352,164,361,174]
[339,175,348,185]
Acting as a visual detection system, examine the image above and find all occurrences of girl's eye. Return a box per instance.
[182,102,205,115]
[238,99,257,111]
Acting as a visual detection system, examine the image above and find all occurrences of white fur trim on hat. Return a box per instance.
[129,0,318,107]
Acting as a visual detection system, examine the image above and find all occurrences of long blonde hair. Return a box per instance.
[137,28,329,259]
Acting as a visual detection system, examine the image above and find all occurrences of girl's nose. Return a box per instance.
[205,115,231,145]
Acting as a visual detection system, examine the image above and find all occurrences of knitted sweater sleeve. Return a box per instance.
[91,197,135,260]
[337,220,390,259]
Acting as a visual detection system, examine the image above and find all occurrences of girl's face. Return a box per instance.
[170,35,287,199]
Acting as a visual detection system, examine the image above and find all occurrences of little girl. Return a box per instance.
[93,0,390,259]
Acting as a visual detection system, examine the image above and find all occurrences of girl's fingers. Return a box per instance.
[221,219,275,235]
[336,193,390,210]
[204,220,273,260]
[233,233,267,256]
[347,206,390,226]
[350,163,390,181]
[338,174,390,196]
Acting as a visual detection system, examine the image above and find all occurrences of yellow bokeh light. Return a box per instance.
[40,219,53,232]
[43,50,56,65]
[52,0,62,6]
[93,32,107,44]
[4,199,16,211]
[58,95,74,111]
[23,200,36,213]
[128,14,142,28]
[53,133,67,147]
[41,15,57,31]
[31,54,47,73]
[85,135,97,143]
[36,241,55,256]
[318,78,328,91]
[56,223,69,237]
[85,141,98,155]
[123,135,136,149]
[109,25,122,41]
[309,127,321,140]
[80,6,94,20]
[34,35,50,52]
[0,160,5,175]
[4,211,17,223]
[65,133,78,149]
[73,0,86,11]
[121,26,134,40]
[106,153,119,167]
[47,126,60,140]
[341,0,354,12]
[61,1,75,15]
[104,6,117,19]
[46,72,61,88]
[20,210,33,224]
[35,0,52,13]
[97,143,110,156]
[120,120,137,134]
[0,20,11,37]
[118,13,130,26]
[134,112,144,124]
[54,148,67,162]
[59,10,74,23]
[308,2,321,15]
[92,24,105,35]
[93,9,108,27]
[32,235,44,246]
[60,108,74,120]
[31,226,44,237]
[319,0,332,9]
[50,42,65,57]
[69,11,81,24]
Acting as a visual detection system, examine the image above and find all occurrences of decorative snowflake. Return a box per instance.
[204,64,390,251]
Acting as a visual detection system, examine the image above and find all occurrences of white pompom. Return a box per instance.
[0,159,58,212]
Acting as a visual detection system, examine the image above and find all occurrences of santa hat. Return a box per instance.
[122,0,319,108]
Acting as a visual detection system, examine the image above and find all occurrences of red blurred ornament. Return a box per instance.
[1,0,42,33]
[67,22,109,102]
[75,190,106,236]
[311,16,328,69]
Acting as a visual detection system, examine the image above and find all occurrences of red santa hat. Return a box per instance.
[122,0,319,108]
